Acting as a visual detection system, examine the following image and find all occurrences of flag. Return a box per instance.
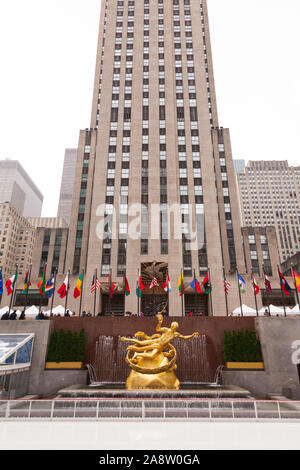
[203,271,212,294]
[251,271,260,295]
[45,274,55,298]
[278,270,292,295]
[58,274,69,299]
[262,268,272,295]
[162,272,172,293]
[123,276,130,296]
[136,276,145,298]
[5,270,18,296]
[91,275,101,294]
[0,269,3,296]
[178,274,184,296]
[190,273,201,293]
[22,270,31,294]
[108,271,115,298]
[223,278,230,295]
[149,266,158,289]
[237,273,246,293]
[74,272,83,299]
[38,268,46,295]
[292,268,300,294]
[149,277,158,289]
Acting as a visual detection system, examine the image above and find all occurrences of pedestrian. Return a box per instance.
[64,309,70,317]
[9,310,17,320]
[187,312,193,317]
[1,311,9,320]
[82,311,87,317]
[19,310,26,320]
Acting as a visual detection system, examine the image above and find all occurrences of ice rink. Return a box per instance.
[0,421,300,450]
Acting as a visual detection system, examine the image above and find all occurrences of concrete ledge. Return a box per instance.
[38,370,88,398]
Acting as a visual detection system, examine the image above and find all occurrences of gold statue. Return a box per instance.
[121,313,199,390]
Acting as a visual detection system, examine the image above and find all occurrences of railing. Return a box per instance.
[1,399,300,421]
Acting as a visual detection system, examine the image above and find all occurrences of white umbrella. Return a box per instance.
[232,304,258,316]
[290,304,300,314]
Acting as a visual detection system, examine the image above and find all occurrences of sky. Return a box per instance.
[0,0,299,216]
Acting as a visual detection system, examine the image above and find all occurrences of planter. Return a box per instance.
[45,362,83,369]
[225,362,264,370]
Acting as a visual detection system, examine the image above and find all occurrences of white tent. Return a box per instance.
[232,304,258,316]
[51,305,65,315]
[23,305,39,317]
[0,306,11,316]
[289,304,300,314]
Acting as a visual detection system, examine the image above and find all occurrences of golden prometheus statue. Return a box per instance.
[121,313,199,390]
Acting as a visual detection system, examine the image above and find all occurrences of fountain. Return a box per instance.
[57,315,251,400]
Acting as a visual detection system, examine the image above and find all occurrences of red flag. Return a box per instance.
[108,272,115,298]
[251,271,260,295]
[58,274,69,299]
[262,268,272,294]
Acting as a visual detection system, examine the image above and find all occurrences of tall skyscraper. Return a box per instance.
[0,160,43,217]
[64,0,247,316]
[237,160,300,262]
[57,149,78,224]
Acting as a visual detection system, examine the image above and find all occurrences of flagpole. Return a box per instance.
[137,269,140,315]
[208,267,213,316]
[108,268,111,316]
[263,265,271,315]
[278,265,286,317]
[39,263,47,314]
[0,266,2,308]
[193,269,197,315]
[24,264,32,314]
[64,269,70,316]
[181,269,184,317]
[291,263,300,313]
[50,268,57,315]
[236,267,243,317]
[9,264,18,315]
[223,266,229,316]
[79,268,85,317]
[152,262,155,316]
[251,269,259,316]
[94,268,98,317]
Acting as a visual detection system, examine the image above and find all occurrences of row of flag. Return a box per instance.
[233,267,300,297]
[1,266,299,301]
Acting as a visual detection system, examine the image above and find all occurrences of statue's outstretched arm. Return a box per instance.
[134,332,161,340]
[176,332,199,340]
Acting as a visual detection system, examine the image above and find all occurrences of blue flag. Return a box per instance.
[190,274,202,293]
[0,269,3,296]
[45,274,55,298]
[237,273,246,293]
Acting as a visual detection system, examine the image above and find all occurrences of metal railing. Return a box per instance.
[1,398,300,421]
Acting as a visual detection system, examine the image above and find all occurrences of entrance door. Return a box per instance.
[184,294,209,316]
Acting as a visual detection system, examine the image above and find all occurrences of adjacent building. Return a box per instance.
[237,160,300,263]
[0,202,36,278]
[0,160,43,218]
[57,149,78,224]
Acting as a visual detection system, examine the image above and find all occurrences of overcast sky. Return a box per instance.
[0,0,299,216]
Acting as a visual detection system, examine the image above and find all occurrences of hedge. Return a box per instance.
[223,329,263,362]
[47,328,86,363]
